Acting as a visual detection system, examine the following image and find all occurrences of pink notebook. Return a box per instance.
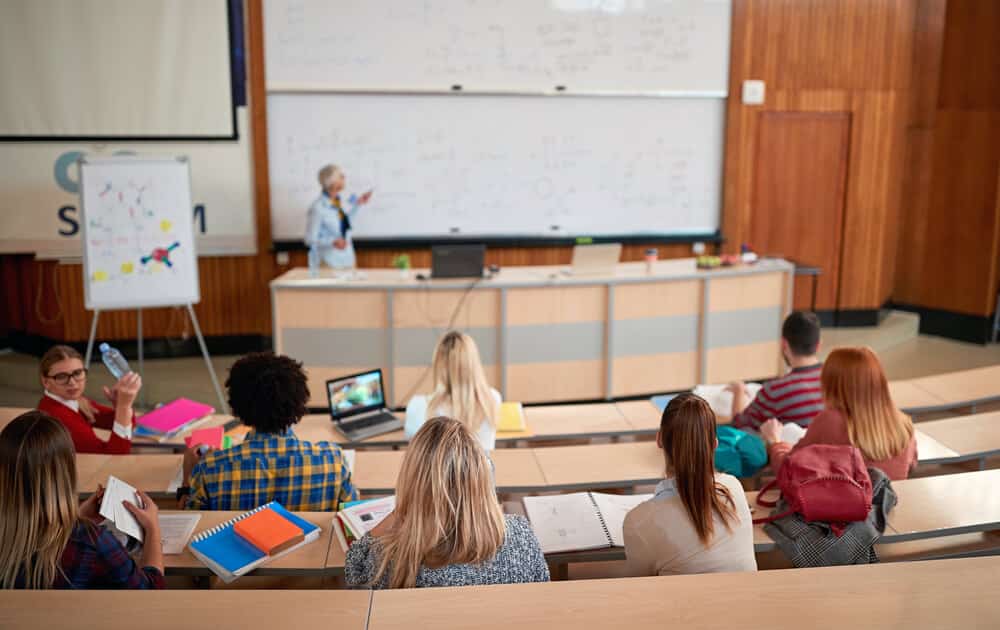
[184,426,225,449]
[137,398,214,434]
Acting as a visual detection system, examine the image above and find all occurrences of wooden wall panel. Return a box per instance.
[748,112,850,310]
[894,0,1000,319]
[725,0,916,313]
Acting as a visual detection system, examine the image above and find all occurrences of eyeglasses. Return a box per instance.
[46,368,88,385]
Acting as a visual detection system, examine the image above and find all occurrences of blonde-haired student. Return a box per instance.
[0,411,164,589]
[404,331,501,451]
[760,347,917,480]
[345,416,549,589]
[624,393,756,576]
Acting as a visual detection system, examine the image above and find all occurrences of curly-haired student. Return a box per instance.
[178,352,358,511]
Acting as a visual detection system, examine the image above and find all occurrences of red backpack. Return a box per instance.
[753,444,873,534]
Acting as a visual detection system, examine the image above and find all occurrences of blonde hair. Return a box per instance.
[39,345,96,423]
[317,164,343,190]
[0,411,79,589]
[372,416,505,589]
[821,347,914,462]
[427,331,498,433]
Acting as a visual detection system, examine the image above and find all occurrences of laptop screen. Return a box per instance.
[327,369,385,420]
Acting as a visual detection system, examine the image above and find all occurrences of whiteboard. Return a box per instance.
[267,93,724,241]
[264,0,732,94]
[80,157,200,310]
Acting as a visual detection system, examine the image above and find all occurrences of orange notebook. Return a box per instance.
[233,507,305,555]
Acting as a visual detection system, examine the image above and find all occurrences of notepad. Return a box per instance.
[137,398,214,436]
[338,495,395,541]
[98,476,145,543]
[233,507,305,555]
[497,401,526,432]
[523,492,652,554]
[188,502,320,583]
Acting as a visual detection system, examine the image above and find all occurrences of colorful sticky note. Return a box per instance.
[92,270,108,282]
[120,262,134,274]
[160,219,173,233]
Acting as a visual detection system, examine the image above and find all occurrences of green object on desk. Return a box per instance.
[222,435,232,449]
[575,236,593,244]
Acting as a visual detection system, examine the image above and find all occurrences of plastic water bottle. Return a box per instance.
[99,343,131,379]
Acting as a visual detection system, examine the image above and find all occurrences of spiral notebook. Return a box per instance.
[523,492,652,554]
[188,502,320,583]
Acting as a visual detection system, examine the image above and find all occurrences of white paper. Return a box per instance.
[343,449,356,474]
[99,476,144,542]
[166,465,184,494]
[693,383,763,418]
[781,422,807,446]
[159,513,202,555]
[522,493,611,554]
[588,493,653,547]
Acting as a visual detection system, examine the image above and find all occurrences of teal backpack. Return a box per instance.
[714,426,768,478]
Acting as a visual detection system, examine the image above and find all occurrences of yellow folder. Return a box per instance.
[497,401,526,432]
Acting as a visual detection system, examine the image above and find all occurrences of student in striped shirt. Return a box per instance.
[727,311,823,430]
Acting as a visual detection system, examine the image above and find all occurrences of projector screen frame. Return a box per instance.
[0,0,241,143]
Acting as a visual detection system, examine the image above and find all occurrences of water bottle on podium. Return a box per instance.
[99,343,132,379]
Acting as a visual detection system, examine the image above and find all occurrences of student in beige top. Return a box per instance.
[624,393,757,576]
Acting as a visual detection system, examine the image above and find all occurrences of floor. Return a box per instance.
[3,310,1000,410]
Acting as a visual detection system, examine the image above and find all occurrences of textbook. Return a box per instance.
[497,401,527,432]
[136,398,215,438]
[523,492,652,554]
[233,506,305,555]
[333,496,395,552]
[188,502,320,583]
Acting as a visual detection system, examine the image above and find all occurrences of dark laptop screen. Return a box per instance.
[431,244,485,279]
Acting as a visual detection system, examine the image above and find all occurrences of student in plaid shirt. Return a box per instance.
[1,411,164,589]
[179,353,358,511]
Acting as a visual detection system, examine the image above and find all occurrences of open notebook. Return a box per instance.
[692,383,763,418]
[523,492,652,554]
[188,502,320,583]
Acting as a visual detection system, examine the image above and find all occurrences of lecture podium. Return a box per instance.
[271,258,795,407]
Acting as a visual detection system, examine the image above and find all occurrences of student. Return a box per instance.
[180,352,358,511]
[345,416,549,588]
[623,393,757,576]
[36,345,142,455]
[0,411,164,589]
[760,347,917,481]
[728,311,824,429]
[405,331,500,452]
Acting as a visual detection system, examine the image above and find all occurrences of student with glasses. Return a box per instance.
[36,345,142,454]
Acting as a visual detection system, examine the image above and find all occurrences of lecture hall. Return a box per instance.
[1,1,999,628]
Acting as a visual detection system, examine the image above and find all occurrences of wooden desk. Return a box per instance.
[0,406,30,431]
[77,454,180,496]
[918,411,1000,465]
[909,365,1000,409]
[351,448,547,494]
[889,380,947,413]
[367,557,1000,630]
[162,510,335,577]
[885,469,1000,541]
[0,591,371,630]
[533,442,663,490]
[272,260,793,406]
[914,428,960,464]
[522,403,631,438]
[616,400,662,432]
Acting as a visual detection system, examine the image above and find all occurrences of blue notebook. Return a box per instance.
[188,502,320,583]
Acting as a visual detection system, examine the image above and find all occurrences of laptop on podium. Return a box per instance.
[326,369,402,441]
[564,243,622,276]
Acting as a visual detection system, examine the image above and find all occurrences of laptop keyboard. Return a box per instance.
[343,411,396,431]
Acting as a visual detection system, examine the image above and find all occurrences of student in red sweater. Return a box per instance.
[760,347,917,481]
[36,345,141,455]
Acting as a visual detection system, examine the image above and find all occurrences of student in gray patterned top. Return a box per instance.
[345,416,549,589]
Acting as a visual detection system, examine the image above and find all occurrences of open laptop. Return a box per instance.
[564,243,622,276]
[326,369,402,441]
[431,244,485,279]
